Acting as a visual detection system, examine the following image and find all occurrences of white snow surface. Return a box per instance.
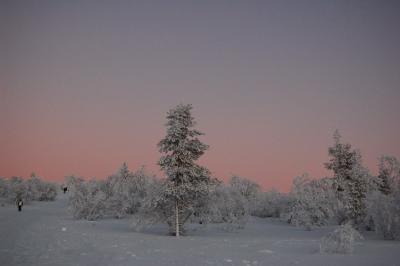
[1,194,399,266]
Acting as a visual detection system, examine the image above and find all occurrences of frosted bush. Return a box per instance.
[0,177,9,206]
[0,177,9,199]
[367,190,400,240]
[0,175,57,204]
[26,176,58,201]
[253,189,288,218]
[7,176,28,203]
[38,181,57,201]
[320,223,363,254]
[66,176,106,221]
[198,184,250,231]
[288,175,335,230]
[103,164,155,218]
[366,155,400,240]
[131,179,173,232]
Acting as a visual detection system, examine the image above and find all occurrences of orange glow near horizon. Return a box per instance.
[1,1,400,192]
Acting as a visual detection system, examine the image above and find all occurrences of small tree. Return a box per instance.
[376,156,400,195]
[105,164,155,217]
[324,130,369,226]
[158,104,212,236]
[103,162,133,218]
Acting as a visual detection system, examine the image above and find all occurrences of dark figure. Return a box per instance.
[63,186,68,194]
[16,199,23,212]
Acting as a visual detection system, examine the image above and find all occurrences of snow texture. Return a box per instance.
[1,194,399,266]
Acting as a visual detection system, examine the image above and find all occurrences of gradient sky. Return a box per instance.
[1,0,399,191]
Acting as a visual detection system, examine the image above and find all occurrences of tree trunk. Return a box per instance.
[175,199,180,237]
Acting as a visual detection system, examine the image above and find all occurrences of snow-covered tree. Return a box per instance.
[365,155,400,240]
[324,130,369,226]
[131,178,167,231]
[288,174,335,230]
[158,104,212,236]
[25,174,40,201]
[103,162,134,218]
[0,177,9,199]
[229,175,260,212]
[367,189,400,240]
[25,173,57,201]
[253,189,290,218]
[66,164,156,221]
[66,175,107,221]
[0,175,57,204]
[8,176,27,202]
[198,183,250,231]
[123,166,155,215]
[376,155,400,195]
[104,164,156,218]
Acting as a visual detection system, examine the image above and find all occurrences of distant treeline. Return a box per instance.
[65,134,400,241]
[0,173,58,204]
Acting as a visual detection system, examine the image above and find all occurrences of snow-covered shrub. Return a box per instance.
[37,181,58,201]
[197,184,250,231]
[364,155,400,239]
[66,176,106,221]
[0,177,9,206]
[320,223,363,254]
[288,175,335,230]
[122,166,155,215]
[25,175,57,201]
[367,190,400,240]
[103,164,156,218]
[0,177,9,198]
[67,165,159,221]
[25,176,40,201]
[7,176,28,203]
[131,179,171,232]
[0,174,58,205]
[229,175,260,212]
[252,189,288,218]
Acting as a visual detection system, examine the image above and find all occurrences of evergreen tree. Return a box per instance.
[158,104,211,237]
[106,162,133,218]
[377,156,400,195]
[324,130,369,226]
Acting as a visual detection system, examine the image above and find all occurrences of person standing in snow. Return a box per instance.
[16,198,23,212]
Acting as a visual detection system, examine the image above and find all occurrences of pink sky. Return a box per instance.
[1,1,399,191]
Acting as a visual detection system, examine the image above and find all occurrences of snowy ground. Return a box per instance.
[1,195,399,266]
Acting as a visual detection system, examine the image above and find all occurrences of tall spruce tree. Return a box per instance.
[158,104,211,237]
[324,130,369,226]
